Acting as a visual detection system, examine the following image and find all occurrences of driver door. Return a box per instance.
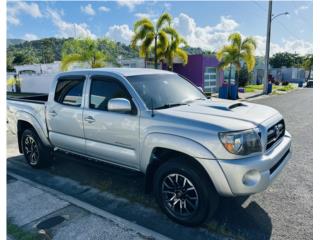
[83,75,140,170]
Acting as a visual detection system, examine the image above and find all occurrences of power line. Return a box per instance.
[252,0,302,40]
[276,19,302,39]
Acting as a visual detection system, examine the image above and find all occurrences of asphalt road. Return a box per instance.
[249,89,313,240]
[7,88,313,240]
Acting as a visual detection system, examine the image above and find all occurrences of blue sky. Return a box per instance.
[7,1,313,56]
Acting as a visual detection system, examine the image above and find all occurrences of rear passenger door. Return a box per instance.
[46,75,86,154]
[83,75,140,169]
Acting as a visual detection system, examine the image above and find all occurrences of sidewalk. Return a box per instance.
[7,173,171,240]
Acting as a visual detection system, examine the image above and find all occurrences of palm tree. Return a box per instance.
[160,27,188,71]
[61,38,108,71]
[216,33,256,98]
[302,54,313,81]
[131,13,176,69]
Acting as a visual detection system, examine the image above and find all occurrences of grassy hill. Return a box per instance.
[6,37,207,71]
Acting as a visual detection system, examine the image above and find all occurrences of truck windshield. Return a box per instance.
[127,74,206,110]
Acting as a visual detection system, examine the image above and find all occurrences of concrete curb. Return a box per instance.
[8,172,172,240]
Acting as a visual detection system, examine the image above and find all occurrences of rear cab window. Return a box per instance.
[54,76,85,107]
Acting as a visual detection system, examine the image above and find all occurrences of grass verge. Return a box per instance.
[244,83,295,93]
[7,220,41,240]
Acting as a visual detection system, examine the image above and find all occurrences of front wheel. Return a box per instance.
[21,129,51,168]
[153,158,219,226]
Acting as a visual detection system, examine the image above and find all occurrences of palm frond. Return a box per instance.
[162,27,179,40]
[134,18,154,32]
[157,30,169,51]
[241,37,257,49]
[61,54,84,71]
[175,48,188,65]
[228,33,242,48]
[156,13,172,31]
[140,32,154,58]
[131,26,152,48]
[242,54,256,72]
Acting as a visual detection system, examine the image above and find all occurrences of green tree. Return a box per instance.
[159,28,188,71]
[216,33,256,97]
[61,38,109,71]
[131,12,177,69]
[12,49,39,65]
[269,52,304,68]
[302,54,313,81]
[40,39,55,64]
[235,64,252,87]
[7,52,15,72]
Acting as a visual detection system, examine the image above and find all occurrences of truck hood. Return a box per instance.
[157,99,279,131]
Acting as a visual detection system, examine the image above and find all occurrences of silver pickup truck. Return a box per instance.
[7,68,292,226]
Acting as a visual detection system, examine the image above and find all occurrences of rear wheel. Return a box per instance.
[21,129,51,168]
[153,157,219,226]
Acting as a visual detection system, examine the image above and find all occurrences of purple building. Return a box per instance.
[163,54,224,93]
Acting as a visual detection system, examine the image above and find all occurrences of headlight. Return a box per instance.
[219,129,262,155]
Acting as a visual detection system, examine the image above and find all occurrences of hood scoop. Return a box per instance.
[229,103,247,109]
[208,102,247,111]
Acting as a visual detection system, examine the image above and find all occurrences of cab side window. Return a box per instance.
[90,76,136,114]
[54,77,85,107]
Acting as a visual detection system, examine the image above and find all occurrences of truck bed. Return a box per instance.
[7,92,48,104]
[7,93,48,137]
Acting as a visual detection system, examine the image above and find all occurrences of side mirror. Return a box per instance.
[108,98,132,113]
[197,86,204,92]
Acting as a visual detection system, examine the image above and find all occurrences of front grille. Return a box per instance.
[266,119,285,150]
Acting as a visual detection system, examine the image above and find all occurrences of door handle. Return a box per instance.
[84,116,95,123]
[48,110,57,117]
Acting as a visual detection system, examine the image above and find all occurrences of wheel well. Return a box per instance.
[17,120,35,153]
[144,147,215,193]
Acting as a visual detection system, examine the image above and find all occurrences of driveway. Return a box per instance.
[7,88,313,240]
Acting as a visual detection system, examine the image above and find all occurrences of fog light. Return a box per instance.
[242,170,261,186]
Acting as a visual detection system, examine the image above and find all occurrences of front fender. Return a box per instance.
[140,133,216,172]
[15,111,51,147]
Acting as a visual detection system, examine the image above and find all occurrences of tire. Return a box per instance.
[21,128,51,168]
[153,157,219,226]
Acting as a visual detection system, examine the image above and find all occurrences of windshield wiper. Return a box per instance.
[154,103,188,110]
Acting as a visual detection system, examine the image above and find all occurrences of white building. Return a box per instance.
[7,58,161,93]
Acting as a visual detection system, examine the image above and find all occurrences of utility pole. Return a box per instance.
[263,0,273,94]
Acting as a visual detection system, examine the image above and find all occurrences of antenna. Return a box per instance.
[151,98,155,117]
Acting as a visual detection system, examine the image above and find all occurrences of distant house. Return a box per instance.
[118,57,162,69]
[163,54,224,94]
[270,67,305,83]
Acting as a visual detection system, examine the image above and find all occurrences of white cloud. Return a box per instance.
[173,13,312,56]
[116,0,144,11]
[24,33,38,41]
[135,12,156,19]
[294,5,309,15]
[47,8,96,39]
[213,16,239,32]
[99,6,110,12]
[173,13,232,51]
[253,36,313,56]
[106,24,134,44]
[7,2,42,26]
[80,4,96,16]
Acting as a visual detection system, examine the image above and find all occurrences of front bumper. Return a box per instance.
[216,131,292,196]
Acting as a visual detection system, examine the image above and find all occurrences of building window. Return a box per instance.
[204,67,217,93]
